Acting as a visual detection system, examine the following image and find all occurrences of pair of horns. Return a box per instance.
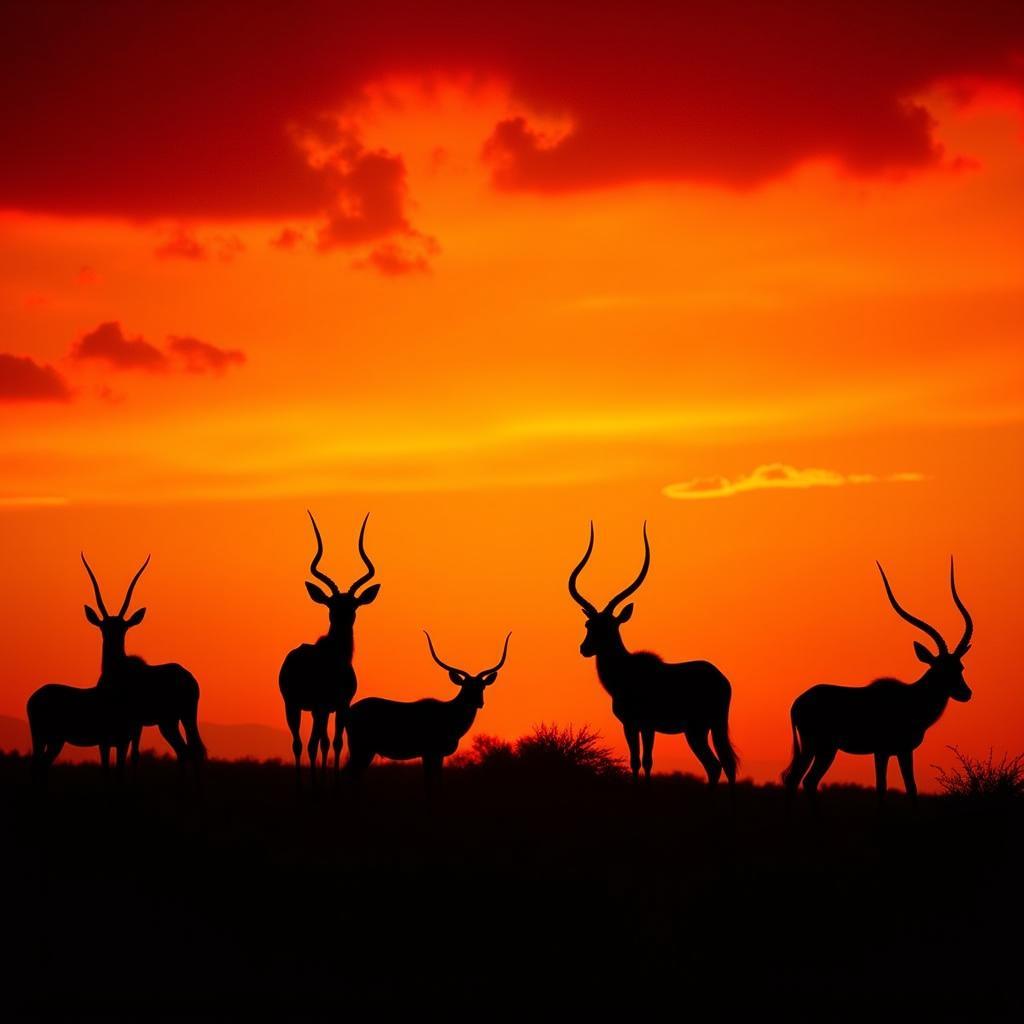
[424,631,511,679]
[568,522,650,617]
[877,559,973,657]
[81,552,150,620]
[307,511,375,597]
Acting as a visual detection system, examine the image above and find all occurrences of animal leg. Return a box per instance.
[285,704,303,781]
[332,710,346,773]
[802,747,837,796]
[874,752,890,802]
[423,754,443,797]
[896,750,918,806]
[131,728,142,774]
[99,745,110,775]
[640,729,655,779]
[308,709,329,784]
[158,719,189,764]
[710,721,737,788]
[685,729,722,787]
[624,727,641,780]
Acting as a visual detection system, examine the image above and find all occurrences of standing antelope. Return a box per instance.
[567,522,737,787]
[80,552,206,768]
[782,560,973,803]
[279,512,380,782]
[345,631,510,785]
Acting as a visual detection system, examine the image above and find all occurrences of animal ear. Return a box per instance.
[84,604,103,626]
[448,669,465,685]
[617,603,634,623]
[356,583,380,605]
[481,671,498,686]
[305,582,331,605]
[125,607,146,627]
[913,641,937,665]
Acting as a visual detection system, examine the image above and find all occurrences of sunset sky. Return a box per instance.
[2,2,1022,787]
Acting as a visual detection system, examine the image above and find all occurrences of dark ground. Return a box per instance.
[1,753,1020,1021]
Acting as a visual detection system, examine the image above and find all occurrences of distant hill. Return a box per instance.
[0,714,291,762]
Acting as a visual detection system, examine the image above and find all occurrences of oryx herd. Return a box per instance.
[26,512,976,802]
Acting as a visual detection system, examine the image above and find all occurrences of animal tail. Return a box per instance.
[780,719,801,786]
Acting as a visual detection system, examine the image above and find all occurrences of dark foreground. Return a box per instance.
[1,754,1020,1021]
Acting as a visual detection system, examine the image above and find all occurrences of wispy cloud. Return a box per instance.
[663,463,926,500]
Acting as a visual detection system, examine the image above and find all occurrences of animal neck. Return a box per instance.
[594,635,631,694]
[447,689,480,734]
[910,669,951,729]
[100,636,127,675]
[323,621,355,661]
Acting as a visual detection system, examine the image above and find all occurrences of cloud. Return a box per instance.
[353,237,440,276]
[2,3,1020,216]
[663,463,926,500]
[168,336,246,374]
[155,228,245,262]
[71,321,168,372]
[270,227,305,250]
[0,353,72,402]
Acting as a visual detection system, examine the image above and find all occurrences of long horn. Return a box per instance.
[604,522,651,613]
[480,632,512,675]
[81,553,109,619]
[568,522,598,616]
[119,555,151,617]
[876,561,947,655]
[307,511,340,595]
[347,513,375,596]
[950,557,973,656]
[424,631,463,676]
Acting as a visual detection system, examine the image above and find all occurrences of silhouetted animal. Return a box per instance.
[81,553,206,768]
[567,522,737,786]
[279,512,380,782]
[346,631,510,785]
[782,560,973,803]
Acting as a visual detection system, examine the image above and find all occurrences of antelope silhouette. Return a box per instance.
[567,522,737,786]
[345,631,510,785]
[279,511,380,783]
[80,553,205,768]
[782,559,973,803]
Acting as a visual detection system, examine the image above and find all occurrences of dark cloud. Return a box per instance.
[168,336,246,374]
[353,237,439,276]
[0,2,1020,217]
[71,322,168,372]
[0,353,72,402]
[155,228,245,262]
[270,227,305,250]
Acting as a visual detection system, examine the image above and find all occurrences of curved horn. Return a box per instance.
[424,631,463,676]
[118,555,151,617]
[950,557,973,656]
[480,632,512,676]
[604,522,651,613]
[307,511,340,595]
[567,522,598,616]
[81,552,109,619]
[876,562,947,655]
[347,513,375,596]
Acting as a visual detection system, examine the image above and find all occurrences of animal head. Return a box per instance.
[877,558,974,702]
[81,552,149,649]
[303,511,380,627]
[567,522,650,658]
[424,631,511,709]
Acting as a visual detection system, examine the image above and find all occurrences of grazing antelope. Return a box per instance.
[81,553,206,768]
[345,631,510,785]
[782,560,973,803]
[279,512,380,782]
[567,522,737,787]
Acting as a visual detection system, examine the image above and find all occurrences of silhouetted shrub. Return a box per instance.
[450,733,515,769]
[934,746,1024,799]
[514,723,625,778]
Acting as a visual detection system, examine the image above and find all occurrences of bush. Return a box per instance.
[933,746,1024,799]
[514,723,625,778]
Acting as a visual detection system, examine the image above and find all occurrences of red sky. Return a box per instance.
[2,1,1023,787]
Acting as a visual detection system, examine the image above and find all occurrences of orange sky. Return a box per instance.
[2,6,1023,788]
